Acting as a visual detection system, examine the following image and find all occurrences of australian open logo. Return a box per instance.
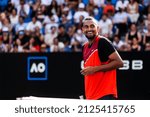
[27,57,48,80]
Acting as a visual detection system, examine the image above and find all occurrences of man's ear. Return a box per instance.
[81,27,85,33]
[97,26,100,34]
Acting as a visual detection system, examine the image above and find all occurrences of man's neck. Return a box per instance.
[89,39,95,45]
[88,35,98,47]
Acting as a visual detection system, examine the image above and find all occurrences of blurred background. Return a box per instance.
[0,0,150,100]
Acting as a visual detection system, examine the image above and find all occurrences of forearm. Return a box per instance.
[94,60,123,72]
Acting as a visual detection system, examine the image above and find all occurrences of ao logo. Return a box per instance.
[27,57,48,80]
[30,63,46,73]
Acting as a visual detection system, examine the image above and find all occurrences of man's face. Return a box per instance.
[58,27,65,34]
[82,20,99,40]
[131,24,136,31]
[19,17,23,23]
[102,15,107,21]
[32,17,36,23]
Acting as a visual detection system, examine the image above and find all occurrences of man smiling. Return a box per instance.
[81,17,123,100]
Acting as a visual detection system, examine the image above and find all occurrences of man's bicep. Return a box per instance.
[109,51,122,62]
[98,38,115,62]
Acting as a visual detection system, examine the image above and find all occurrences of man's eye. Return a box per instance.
[90,25,95,28]
[84,26,88,28]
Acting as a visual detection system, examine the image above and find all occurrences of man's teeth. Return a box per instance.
[87,32,93,34]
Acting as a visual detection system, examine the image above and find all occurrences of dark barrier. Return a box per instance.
[0,53,84,100]
[117,52,150,100]
[0,52,150,100]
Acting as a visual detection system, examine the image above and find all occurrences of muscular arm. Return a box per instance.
[80,51,123,75]
[94,51,123,72]
[81,37,123,75]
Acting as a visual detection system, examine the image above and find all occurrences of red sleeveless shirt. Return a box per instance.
[83,36,117,100]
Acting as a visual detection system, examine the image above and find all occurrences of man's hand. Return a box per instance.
[80,66,96,76]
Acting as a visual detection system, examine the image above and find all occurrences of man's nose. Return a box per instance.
[86,27,92,31]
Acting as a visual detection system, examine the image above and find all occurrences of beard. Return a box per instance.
[85,34,96,41]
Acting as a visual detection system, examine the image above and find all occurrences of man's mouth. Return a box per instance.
[87,31,93,34]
